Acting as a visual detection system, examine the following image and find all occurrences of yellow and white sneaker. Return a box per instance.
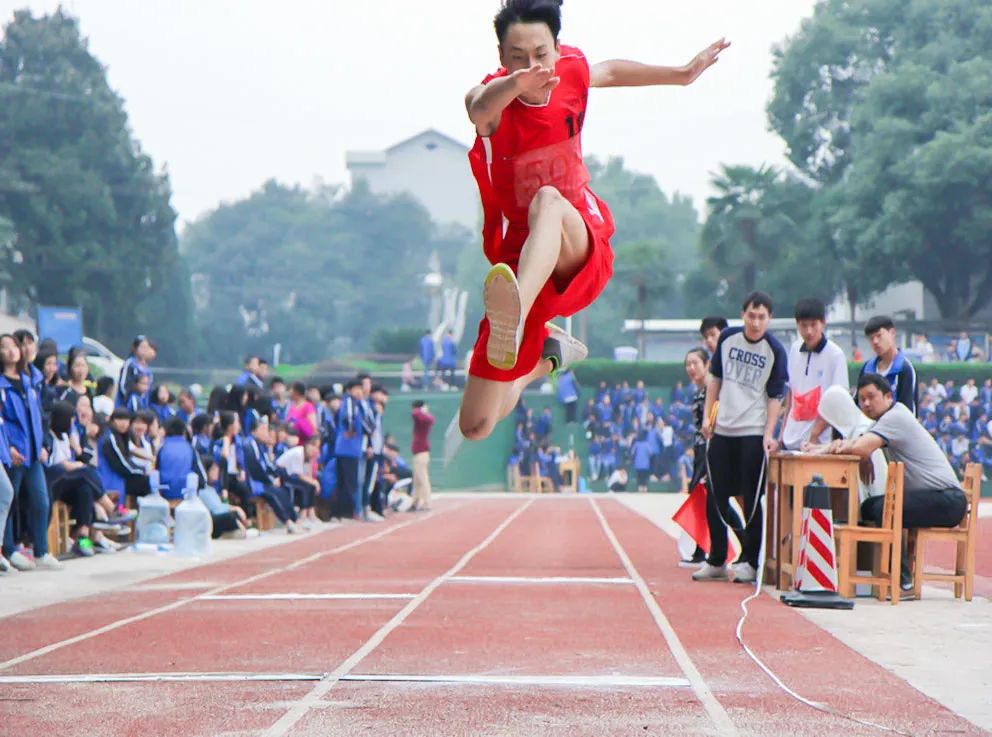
[483,263,523,370]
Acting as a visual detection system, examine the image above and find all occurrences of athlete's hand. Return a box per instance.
[685,38,730,84]
[763,433,779,455]
[511,64,560,98]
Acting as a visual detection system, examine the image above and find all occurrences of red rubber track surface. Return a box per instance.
[0,497,985,737]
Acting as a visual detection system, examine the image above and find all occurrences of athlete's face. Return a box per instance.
[702,327,721,355]
[499,22,560,99]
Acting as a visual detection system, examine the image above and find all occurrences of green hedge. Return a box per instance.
[573,360,992,388]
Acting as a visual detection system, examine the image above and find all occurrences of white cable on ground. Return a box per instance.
[733,452,918,737]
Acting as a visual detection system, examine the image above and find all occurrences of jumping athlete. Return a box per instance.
[458,0,729,441]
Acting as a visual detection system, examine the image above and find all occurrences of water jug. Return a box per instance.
[173,473,213,557]
[136,470,171,545]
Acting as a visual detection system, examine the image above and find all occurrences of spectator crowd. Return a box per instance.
[0,336,435,575]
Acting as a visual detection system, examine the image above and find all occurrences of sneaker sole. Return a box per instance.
[483,264,523,370]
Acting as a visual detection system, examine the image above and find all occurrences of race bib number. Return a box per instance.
[511,136,590,209]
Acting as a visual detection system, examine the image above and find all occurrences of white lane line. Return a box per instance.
[448,575,634,585]
[341,673,690,688]
[262,499,536,737]
[0,505,464,672]
[0,672,324,684]
[199,593,416,601]
[0,671,691,688]
[590,498,740,737]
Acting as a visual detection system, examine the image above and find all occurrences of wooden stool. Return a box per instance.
[46,501,74,557]
[559,456,580,493]
[909,463,982,601]
[253,497,277,531]
[835,462,904,605]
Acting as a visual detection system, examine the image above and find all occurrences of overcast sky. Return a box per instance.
[4,0,819,228]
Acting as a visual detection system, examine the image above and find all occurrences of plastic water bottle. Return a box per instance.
[173,473,213,557]
[136,470,171,545]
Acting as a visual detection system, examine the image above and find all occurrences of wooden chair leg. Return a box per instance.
[837,536,853,599]
[890,534,901,606]
[913,533,924,600]
[875,541,889,602]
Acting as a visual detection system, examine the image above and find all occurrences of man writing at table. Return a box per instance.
[824,373,967,594]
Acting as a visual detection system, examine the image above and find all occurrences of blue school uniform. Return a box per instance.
[157,435,199,500]
[0,373,44,466]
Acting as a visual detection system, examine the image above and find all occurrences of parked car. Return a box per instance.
[80,336,124,382]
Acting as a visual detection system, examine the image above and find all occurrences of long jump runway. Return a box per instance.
[0,497,986,736]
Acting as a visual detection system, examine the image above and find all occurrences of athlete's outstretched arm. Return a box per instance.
[590,38,729,88]
[465,64,560,136]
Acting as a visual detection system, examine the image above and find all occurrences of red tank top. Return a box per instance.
[468,46,613,264]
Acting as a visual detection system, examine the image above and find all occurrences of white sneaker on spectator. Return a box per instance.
[286,521,299,534]
[36,553,64,570]
[221,528,247,540]
[367,511,385,522]
[95,537,120,553]
[691,562,728,582]
[731,562,757,584]
[0,555,13,574]
[9,551,35,571]
[245,528,260,538]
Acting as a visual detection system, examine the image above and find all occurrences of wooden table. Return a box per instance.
[766,452,862,591]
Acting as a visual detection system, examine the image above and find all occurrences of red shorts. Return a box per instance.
[468,215,614,382]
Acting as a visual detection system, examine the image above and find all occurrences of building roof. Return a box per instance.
[346,129,469,169]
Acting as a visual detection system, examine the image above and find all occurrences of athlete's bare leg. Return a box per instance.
[459,185,590,441]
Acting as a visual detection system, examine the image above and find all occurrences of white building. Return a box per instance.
[345,129,477,231]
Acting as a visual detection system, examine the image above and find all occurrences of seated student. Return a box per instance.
[271,422,291,459]
[825,373,968,595]
[803,385,887,507]
[607,465,629,493]
[176,388,197,426]
[92,375,115,418]
[191,413,213,456]
[124,373,150,415]
[197,456,251,538]
[100,408,151,501]
[275,434,320,529]
[587,435,602,481]
[381,443,414,512]
[243,420,298,533]
[128,410,156,474]
[536,443,562,492]
[676,446,695,494]
[212,411,252,512]
[149,384,176,425]
[43,401,120,556]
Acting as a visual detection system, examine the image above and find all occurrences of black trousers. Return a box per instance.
[334,456,360,519]
[51,476,95,533]
[285,476,316,511]
[705,434,765,568]
[211,511,240,538]
[257,485,297,524]
[564,401,578,424]
[862,488,967,582]
[687,448,744,560]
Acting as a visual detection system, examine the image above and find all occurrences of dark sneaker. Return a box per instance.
[71,538,96,557]
[542,323,588,373]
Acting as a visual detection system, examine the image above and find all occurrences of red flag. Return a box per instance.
[673,483,710,553]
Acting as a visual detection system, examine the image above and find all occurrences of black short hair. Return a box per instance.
[134,410,156,426]
[742,291,774,315]
[95,375,114,397]
[494,0,563,45]
[371,383,387,395]
[412,399,425,408]
[218,411,238,434]
[685,347,708,364]
[356,372,372,382]
[699,316,728,335]
[164,417,187,437]
[110,407,132,422]
[794,297,826,322]
[290,381,306,396]
[270,376,286,387]
[50,400,76,436]
[857,373,893,395]
[191,413,211,435]
[864,315,895,336]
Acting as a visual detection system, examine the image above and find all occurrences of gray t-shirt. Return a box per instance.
[868,403,961,493]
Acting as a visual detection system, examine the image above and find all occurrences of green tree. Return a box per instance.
[768,0,992,318]
[0,10,191,362]
[183,179,466,364]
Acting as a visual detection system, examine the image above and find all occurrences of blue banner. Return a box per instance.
[37,306,83,353]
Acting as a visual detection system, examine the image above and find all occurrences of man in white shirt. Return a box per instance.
[960,378,979,405]
[779,298,850,450]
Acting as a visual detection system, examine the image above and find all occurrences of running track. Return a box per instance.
[0,497,987,736]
